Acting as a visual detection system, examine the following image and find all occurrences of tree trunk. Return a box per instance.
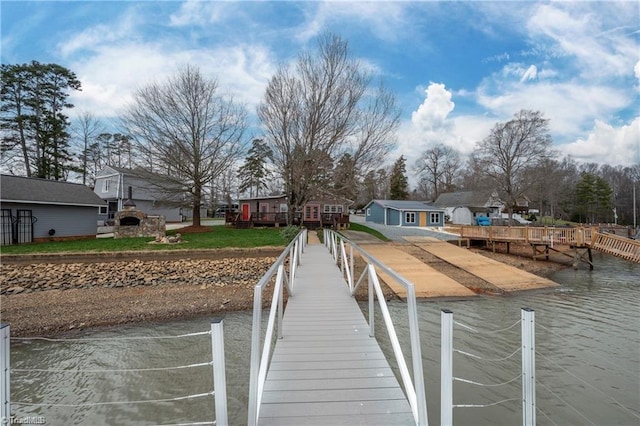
[193,185,202,227]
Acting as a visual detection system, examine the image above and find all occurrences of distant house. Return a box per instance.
[0,174,105,245]
[364,200,445,227]
[94,166,205,223]
[433,191,503,225]
[229,192,351,229]
[237,194,289,226]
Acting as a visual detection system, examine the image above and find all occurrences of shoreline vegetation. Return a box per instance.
[0,226,571,337]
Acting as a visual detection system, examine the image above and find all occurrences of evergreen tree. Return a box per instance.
[389,155,409,200]
[1,61,81,179]
[237,139,272,197]
[333,153,358,201]
[575,173,612,223]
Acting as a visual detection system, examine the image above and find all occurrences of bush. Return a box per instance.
[280,225,301,243]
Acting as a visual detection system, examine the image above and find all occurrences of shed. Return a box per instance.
[434,191,503,225]
[364,200,445,227]
[0,175,105,245]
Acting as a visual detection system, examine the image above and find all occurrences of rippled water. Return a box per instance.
[8,253,640,425]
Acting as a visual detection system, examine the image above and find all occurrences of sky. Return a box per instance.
[2,0,639,176]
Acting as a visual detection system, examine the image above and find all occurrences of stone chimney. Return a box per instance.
[123,186,136,211]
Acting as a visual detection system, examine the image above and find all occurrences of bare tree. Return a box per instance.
[72,111,103,185]
[123,66,247,226]
[414,144,461,200]
[474,110,552,221]
[258,33,399,219]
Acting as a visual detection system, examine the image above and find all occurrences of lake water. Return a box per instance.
[7,252,640,425]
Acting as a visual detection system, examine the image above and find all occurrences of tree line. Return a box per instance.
[2,36,638,227]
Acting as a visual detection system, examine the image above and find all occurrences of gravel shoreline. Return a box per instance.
[0,242,569,337]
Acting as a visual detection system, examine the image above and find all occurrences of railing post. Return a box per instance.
[521,308,536,426]
[211,319,228,426]
[340,239,345,276]
[441,310,453,426]
[407,286,428,426]
[368,264,375,338]
[350,244,354,292]
[1,323,9,424]
[247,286,263,426]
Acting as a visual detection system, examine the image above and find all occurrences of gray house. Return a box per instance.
[433,191,503,225]
[0,174,105,245]
[94,166,203,223]
[364,200,445,227]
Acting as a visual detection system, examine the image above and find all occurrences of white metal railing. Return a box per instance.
[247,229,307,426]
[323,229,429,426]
[440,309,535,426]
[1,321,228,426]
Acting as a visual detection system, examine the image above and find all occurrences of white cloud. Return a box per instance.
[635,60,640,79]
[396,83,494,182]
[476,76,631,138]
[411,83,455,131]
[527,3,639,80]
[520,65,538,82]
[57,9,141,58]
[560,117,640,166]
[68,42,276,119]
[294,1,410,44]
[169,0,228,27]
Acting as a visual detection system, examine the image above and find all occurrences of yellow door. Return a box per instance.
[419,212,427,227]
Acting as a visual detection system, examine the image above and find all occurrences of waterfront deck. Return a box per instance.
[257,243,415,425]
[460,225,640,265]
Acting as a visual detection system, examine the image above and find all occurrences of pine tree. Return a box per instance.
[238,139,272,197]
[1,61,81,179]
[389,155,409,200]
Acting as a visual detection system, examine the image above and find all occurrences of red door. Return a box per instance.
[241,203,250,221]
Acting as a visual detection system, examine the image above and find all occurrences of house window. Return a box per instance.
[430,212,441,224]
[99,206,108,215]
[280,204,288,212]
[323,205,343,213]
[366,208,371,216]
[102,179,110,193]
[405,212,416,223]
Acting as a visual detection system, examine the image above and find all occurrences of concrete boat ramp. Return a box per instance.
[355,236,557,298]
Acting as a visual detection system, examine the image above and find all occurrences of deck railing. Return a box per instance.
[324,229,429,426]
[591,232,640,262]
[461,225,598,246]
[247,229,307,426]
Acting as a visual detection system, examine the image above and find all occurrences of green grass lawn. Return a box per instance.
[345,223,390,242]
[0,227,288,254]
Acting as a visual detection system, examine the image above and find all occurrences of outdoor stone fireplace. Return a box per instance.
[114,189,166,239]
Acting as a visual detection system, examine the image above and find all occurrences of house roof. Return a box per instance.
[239,194,287,202]
[434,191,500,208]
[366,199,443,211]
[1,175,106,207]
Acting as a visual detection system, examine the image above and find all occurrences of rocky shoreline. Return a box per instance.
[1,257,277,295]
[0,242,569,337]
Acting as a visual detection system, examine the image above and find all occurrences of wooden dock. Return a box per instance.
[257,244,415,425]
[357,244,477,299]
[405,237,558,292]
[460,225,640,265]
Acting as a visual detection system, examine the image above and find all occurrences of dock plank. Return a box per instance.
[411,239,559,291]
[358,244,477,298]
[257,244,415,425]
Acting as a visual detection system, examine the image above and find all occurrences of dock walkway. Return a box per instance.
[257,243,415,425]
[406,237,558,292]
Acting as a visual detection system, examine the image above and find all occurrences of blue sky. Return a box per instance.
[2,1,639,171]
